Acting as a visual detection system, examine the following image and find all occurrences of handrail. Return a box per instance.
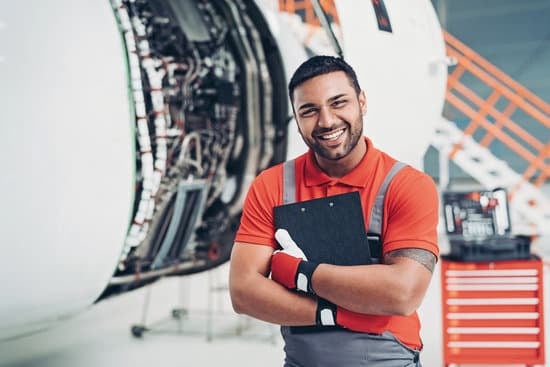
[279,0,340,25]
[444,30,550,191]
[445,32,550,116]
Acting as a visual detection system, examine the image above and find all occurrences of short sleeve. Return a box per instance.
[234,167,282,248]
[382,168,440,257]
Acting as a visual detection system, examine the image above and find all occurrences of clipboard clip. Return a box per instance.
[367,233,382,263]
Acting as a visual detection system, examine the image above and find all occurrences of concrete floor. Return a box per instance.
[0,265,284,367]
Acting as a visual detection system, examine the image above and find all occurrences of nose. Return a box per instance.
[318,106,336,129]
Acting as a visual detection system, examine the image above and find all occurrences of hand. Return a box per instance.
[270,229,318,293]
[315,299,373,331]
[275,228,307,260]
[316,297,337,326]
[334,307,378,333]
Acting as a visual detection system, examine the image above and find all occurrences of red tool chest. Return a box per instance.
[441,258,546,366]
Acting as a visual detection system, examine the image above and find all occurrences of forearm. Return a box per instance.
[311,260,430,316]
[230,271,317,325]
[229,242,317,326]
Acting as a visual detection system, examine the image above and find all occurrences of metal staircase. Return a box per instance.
[439,31,550,235]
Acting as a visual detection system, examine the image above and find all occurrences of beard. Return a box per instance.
[302,119,363,161]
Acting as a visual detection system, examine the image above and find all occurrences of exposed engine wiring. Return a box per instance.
[111,0,245,272]
[103,0,287,295]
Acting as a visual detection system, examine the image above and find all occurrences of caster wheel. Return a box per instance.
[131,325,146,338]
[172,308,187,319]
[172,309,182,319]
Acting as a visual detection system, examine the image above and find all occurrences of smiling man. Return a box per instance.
[293,71,364,166]
[229,55,439,367]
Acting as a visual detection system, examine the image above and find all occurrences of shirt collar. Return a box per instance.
[304,137,378,188]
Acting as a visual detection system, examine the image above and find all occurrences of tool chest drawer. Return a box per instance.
[441,258,546,366]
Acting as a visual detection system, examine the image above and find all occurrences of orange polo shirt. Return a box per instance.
[235,137,439,349]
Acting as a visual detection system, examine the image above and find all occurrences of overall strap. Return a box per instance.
[368,161,407,261]
[281,158,407,262]
[282,159,296,204]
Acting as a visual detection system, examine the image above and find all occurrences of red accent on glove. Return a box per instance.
[336,307,386,334]
[271,251,301,289]
[336,307,371,331]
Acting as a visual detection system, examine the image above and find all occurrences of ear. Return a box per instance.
[359,90,367,115]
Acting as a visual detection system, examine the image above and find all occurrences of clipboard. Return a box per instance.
[273,191,371,266]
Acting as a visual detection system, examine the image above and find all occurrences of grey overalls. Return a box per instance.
[280,159,422,367]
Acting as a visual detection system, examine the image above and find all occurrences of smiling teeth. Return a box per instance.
[320,130,344,140]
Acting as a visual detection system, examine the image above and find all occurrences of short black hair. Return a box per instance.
[288,55,361,102]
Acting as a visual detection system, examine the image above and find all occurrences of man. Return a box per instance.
[229,55,439,366]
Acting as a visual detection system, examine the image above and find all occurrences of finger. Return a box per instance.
[275,229,298,250]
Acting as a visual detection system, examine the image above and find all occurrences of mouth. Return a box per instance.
[316,128,346,142]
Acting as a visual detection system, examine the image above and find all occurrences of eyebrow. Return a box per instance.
[297,93,348,112]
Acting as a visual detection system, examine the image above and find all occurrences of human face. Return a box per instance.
[292,71,366,164]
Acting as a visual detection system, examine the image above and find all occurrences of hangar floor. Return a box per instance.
[0,264,284,367]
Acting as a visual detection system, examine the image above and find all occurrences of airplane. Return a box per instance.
[0,0,447,342]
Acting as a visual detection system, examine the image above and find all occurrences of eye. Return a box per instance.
[299,108,318,118]
[332,99,347,108]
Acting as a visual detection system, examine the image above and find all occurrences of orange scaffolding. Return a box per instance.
[444,31,550,196]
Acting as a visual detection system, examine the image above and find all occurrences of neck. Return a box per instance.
[315,138,367,178]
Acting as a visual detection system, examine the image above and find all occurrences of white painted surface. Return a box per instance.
[337,0,447,169]
[0,1,133,339]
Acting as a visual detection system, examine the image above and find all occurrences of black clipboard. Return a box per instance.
[273,191,371,266]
